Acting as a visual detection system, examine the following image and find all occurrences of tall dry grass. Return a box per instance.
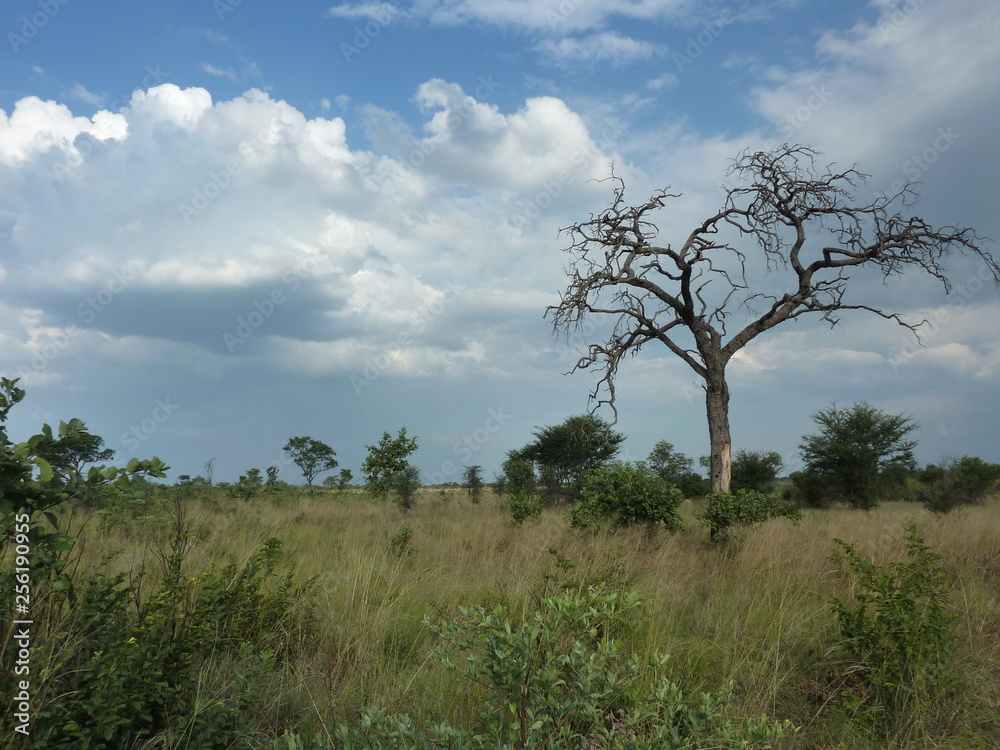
[56,488,1000,748]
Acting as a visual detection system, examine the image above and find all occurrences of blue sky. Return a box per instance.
[1,0,998,484]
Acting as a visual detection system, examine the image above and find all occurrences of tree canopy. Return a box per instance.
[514,414,624,493]
[798,402,917,509]
[283,436,338,489]
[547,144,997,522]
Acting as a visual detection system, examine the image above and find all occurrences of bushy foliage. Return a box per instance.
[275,587,798,749]
[515,414,625,496]
[646,441,708,498]
[697,490,801,538]
[569,461,683,532]
[388,524,414,557]
[284,436,339,489]
[502,452,537,498]
[828,525,957,731]
[2,535,315,749]
[507,490,543,524]
[731,449,783,494]
[798,402,917,509]
[463,465,484,503]
[917,456,1000,513]
[363,428,419,506]
[0,377,167,577]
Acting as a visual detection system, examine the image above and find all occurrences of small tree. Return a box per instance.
[516,414,624,498]
[569,461,684,532]
[0,377,168,573]
[392,464,421,512]
[647,441,708,497]
[799,403,917,509]
[463,465,484,503]
[283,436,338,490]
[265,465,279,487]
[203,456,216,487]
[731,449,783,494]
[336,468,353,490]
[363,428,419,505]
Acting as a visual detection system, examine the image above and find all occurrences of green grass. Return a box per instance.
[17,488,1000,748]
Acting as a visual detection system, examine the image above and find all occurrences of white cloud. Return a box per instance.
[0,96,127,166]
[201,63,239,81]
[538,32,660,69]
[68,83,105,106]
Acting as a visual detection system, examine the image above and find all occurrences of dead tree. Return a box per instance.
[547,144,997,521]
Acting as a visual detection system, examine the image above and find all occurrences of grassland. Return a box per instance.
[14,487,1000,748]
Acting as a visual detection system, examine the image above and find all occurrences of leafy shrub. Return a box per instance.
[7,536,315,749]
[696,489,801,538]
[828,525,957,731]
[388,524,414,557]
[731,449,783,494]
[507,490,543,524]
[917,456,1000,513]
[569,461,683,532]
[275,587,798,749]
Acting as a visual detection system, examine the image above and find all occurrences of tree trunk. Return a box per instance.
[705,364,731,540]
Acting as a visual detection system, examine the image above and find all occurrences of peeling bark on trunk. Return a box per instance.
[705,365,731,540]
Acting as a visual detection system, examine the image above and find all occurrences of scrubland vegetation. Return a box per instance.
[3,376,1000,748]
[4,482,999,749]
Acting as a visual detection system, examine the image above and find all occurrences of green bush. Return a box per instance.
[275,587,798,749]
[828,525,957,732]
[696,490,801,538]
[918,456,1000,513]
[569,461,683,532]
[388,524,414,557]
[5,536,315,749]
[507,490,543,524]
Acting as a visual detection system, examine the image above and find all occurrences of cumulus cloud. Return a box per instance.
[0,81,621,386]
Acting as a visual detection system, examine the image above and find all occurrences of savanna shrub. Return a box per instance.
[569,461,683,532]
[918,456,1000,513]
[8,536,315,749]
[507,490,543,524]
[389,524,414,557]
[275,587,799,749]
[829,525,957,730]
[697,489,801,538]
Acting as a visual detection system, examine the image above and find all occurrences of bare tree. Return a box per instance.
[203,456,216,487]
[547,144,997,510]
